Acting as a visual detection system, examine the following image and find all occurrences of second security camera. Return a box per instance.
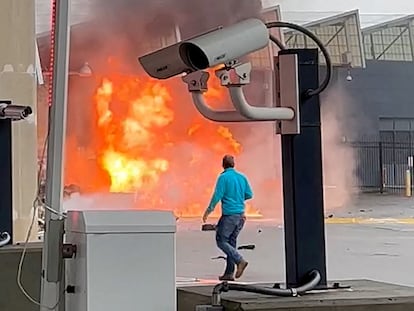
[0,100,33,121]
[138,18,269,80]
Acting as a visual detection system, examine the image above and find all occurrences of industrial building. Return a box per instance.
[283,12,414,192]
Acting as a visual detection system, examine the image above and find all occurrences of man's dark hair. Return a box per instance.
[222,155,235,169]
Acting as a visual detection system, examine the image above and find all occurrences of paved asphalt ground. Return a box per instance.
[326,193,414,220]
[175,194,414,287]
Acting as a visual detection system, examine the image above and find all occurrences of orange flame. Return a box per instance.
[95,77,174,193]
[66,69,261,218]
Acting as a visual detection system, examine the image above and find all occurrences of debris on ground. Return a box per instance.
[211,244,256,260]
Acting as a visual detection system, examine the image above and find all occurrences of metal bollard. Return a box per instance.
[406,169,412,197]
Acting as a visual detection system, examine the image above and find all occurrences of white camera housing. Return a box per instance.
[181,18,269,70]
[138,18,269,79]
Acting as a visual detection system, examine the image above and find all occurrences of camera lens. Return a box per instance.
[22,106,32,117]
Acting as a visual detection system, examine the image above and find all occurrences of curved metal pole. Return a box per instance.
[266,21,332,97]
[0,232,11,247]
[228,86,295,121]
[191,91,251,122]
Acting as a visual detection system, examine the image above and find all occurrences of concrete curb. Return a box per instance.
[325,217,414,224]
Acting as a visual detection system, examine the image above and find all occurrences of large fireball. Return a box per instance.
[65,72,261,218]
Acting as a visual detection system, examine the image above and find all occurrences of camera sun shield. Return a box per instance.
[138,42,193,80]
[138,18,270,79]
[182,18,269,70]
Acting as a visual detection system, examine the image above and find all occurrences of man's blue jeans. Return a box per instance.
[216,214,245,275]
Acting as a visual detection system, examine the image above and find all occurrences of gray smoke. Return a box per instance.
[320,82,358,213]
[69,0,265,116]
[90,0,262,34]
[70,0,262,70]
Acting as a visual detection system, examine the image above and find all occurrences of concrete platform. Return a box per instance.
[177,280,414,311]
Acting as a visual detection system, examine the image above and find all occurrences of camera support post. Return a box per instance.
[0,115,13,244]
[0,100,34,245]
[278,49,327,288]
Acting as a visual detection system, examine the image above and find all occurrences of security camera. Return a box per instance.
[138,18,269,79]
[0,100,33,121]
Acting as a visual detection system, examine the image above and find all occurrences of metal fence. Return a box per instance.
[349,140,414,193]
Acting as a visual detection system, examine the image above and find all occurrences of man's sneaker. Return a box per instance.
[235,260,248,279]
[219,274,235,281]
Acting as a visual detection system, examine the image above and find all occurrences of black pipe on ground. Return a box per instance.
[211,270,321,306]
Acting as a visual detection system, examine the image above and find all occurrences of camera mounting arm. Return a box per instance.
[182,62,296,123]
[182,71,250,122]
[217,62,295,121]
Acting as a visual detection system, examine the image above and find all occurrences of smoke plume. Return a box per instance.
[69,0,262,72]
[62,0,286,219]
[320,83,358,213]
[90,0,262,33]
